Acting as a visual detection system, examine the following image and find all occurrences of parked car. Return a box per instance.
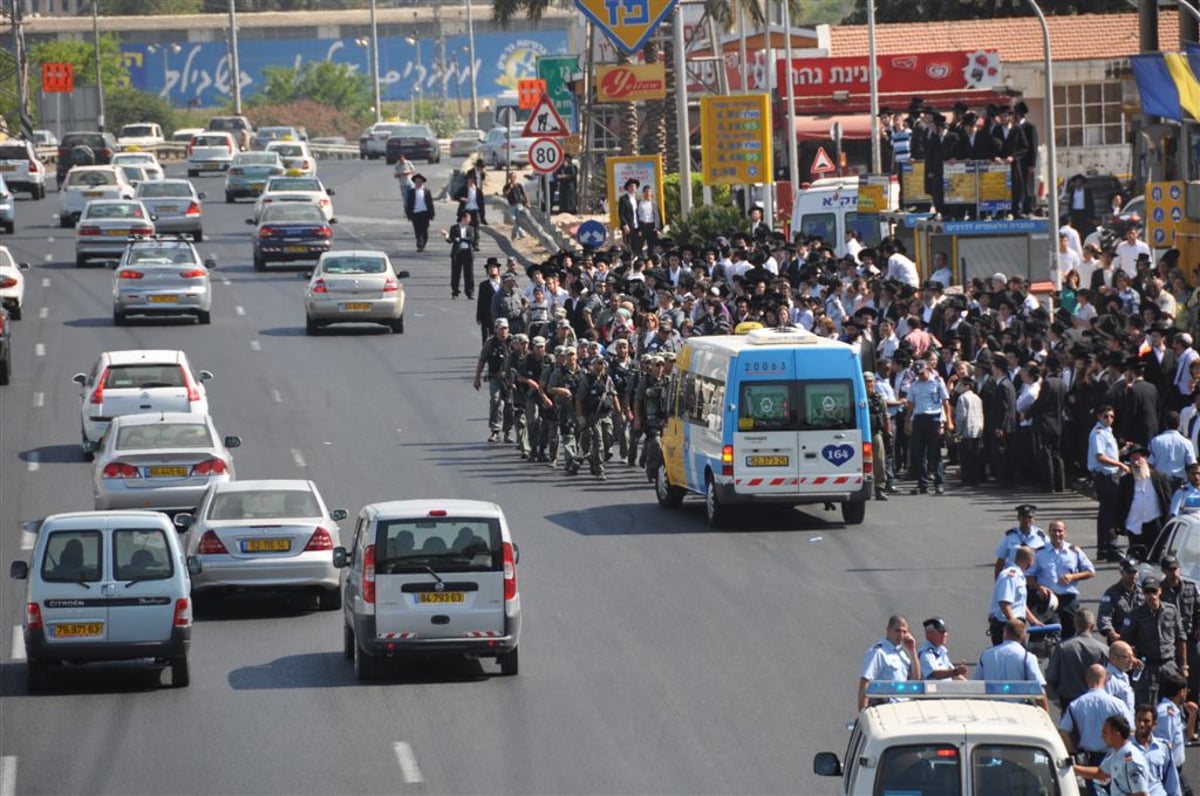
[248,201,335,272]
[186,131,238,176]
[0,139,47,199]
[449,129,485,158]
[136,179,206,241]
[363,122,402,160]
[31,129,57,147]
[0,175,14,234]
[206,115,254,150]
[385,124,440,165]
[0,244,30,320]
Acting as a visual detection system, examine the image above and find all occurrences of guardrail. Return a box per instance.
[35,141,364,165]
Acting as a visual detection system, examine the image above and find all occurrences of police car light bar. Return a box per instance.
[866,681,1044,699]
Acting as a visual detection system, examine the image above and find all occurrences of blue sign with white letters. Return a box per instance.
[822,444,855,467]
[576,220,607,248]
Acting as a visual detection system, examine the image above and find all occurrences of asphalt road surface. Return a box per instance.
[1,157,1197,795]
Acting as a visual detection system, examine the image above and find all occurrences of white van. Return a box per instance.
[790,176,896,256]
[9,510,199,690]
[334,499,521,679]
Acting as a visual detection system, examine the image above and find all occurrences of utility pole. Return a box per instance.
[92,0,106,131]
[369,0,382,122]
[229,0,242,115]
[466,0,479,129]
[12,0,32,139]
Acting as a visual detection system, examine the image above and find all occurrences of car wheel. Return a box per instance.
[491,153,500,169]
[498,647,519,676]
[428,156,438,165]
[353,638,377,681]
[318,588,342,611]
[305,316,320,335]
[59,215,73,229]
[225,192,234,204]
[34,185,45,200]
[76,255,88,268]
[9,304,20,321]
[655,464,685,508]
[113,310,126,326]
[187,169,198,178]
[704,474,727,528]
[390,317,404,334]
[0,354,10,386]
[193,229,203,242]
[196,310,211,325]
[171,654,190,688]
[3,222,12,234]
[841,501,866,526]
[253,255,266,272]
[343,623,355,660]
[26,658,48,692]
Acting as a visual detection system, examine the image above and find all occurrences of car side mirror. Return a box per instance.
[813,753,843,777]
[396,270,410,279]
[17,262,30,270]
[10,560,28,580]
[245,218,255,225]
[72,373,87,385]
[186,556,203,576]
[82,439,98,455]
[173,513,193,530]
[198,370,213,381]
[301,271,313,280]
[203,256,217,270]
[326,188,335,196]
[149,213,159,222]
[328,218,338,224]
[332,547,348,568]
[512,543,520,565]
[330,509,348,521]
[197,192,206,200]
[223,435,242,449]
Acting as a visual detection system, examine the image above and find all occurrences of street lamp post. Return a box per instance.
[454,52,465,118]
[406,36,423,122]
[368,0,382,123]
[229,0,242,115]
[92,0,106,131]
[466,0,479,129]
[866,0,881,174]
[1027,0,1058,289]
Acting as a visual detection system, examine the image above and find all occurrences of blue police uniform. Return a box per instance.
[1168,483,1200,516]
[1106,664,1136,716]
[1031,542,1094,595]
[1059,688,1133,754]
[917,640,953,680]
[988,565,1030,644]
[996,525,1050,568]
[860,637,911,683]
[1155,699,1186,770]
[1089,420,1123,557]
[1134,735,1181,796]
[907,374,950,492]
[1100,740,1151,795]
[975,640,1045,685]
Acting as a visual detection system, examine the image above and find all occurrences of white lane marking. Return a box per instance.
[26,453,38,473]
[34,343,44,357]
[290,448,306,467]
[31,392,43,408]
[0,755,16,796]
[41,277,50,287]
[393,742,424,784]
[20,530,35,550]
[235,305,245,316]
[249,340,262,351]
[10,626,25,662]
[269,389,282,404]
[221,278,232,286]
[38,307,47,319]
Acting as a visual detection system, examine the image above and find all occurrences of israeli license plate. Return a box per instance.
[205,162,219,168]
[0,165,15,172]
[343,302,371,311]
[107,228,128,236]
[746,455,789,467]
[285,245,308,253]
[52,622,103,638]
[243,538,291,553]
[417,592,465,604]
[249,183,264,190]
[85,190,104,198]
[148,295,180,303]
[156,204,179,213]
[147,466,188,477]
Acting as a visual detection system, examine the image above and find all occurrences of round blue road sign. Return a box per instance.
[577,219,607,249]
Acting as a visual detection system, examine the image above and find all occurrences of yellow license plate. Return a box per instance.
[148,295,180,303]
[0,165,15,172]
[245,538,291,553]
[107,229,129,236]
[747,455,789,467]
[53,622,104,638]
[417,592,465,604]
[285,245,308,253]
[344,302,371,311]
[85,191,104,198]
[148,466,189,477]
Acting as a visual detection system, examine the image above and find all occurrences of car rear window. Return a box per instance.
[322,256,386,275]
[104,364,185,389]
[375,517,501,572]
[738,379,856,431]
[874,744,961,796]
[41,530,103,583]
[194,135,230,147]
[86,203,146,219]
[267,178,319,191]
[113,528,174,581]
[128,246,196,265]
[116,423,213,450]
[236,153,279,166]
[207,489,320,520]
[66,171,116,187]
[0,145,30,160]
[270,144,303,157]
[138,182,192,198]
[121,126,157,137]
[63,134,105,148]
[209,118,247,130]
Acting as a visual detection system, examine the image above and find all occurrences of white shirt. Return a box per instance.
[846,237,864,261]
[930,266,952,288]
[1016,379,1040,428]
[1073,302,1097,325]
[1059,225,1083,258]
[465,186,480,211]
[1115,238,1151,277]
[886,253,919,287]
[1056,247,1081,281]
[411,188,428,214]
[636,199,656,224]
[1125,477,1160,534]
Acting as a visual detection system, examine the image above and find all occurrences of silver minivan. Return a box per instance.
[9,510,199,691]
[334,499,521,680]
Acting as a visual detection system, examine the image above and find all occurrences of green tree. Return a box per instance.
[662,172,733,229]
[671,204,748,249]
[250,61,371,116]
[101,0,204,14]
[105,86,178,134]
[29,37,128,99]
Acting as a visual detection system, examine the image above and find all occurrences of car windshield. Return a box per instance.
[67,171,116,187]
[210,118,246,130]
[128,245,196,265]
[394,126,429,138]
[267,178,320,192]
[322,256,387,275]
[86,203,145,219]
[263,204,324,222]
[120,166,146,182]
[375,518,502,572]
[103,364,186,389]
[121,126,156,137]
[260,127,292,137]
[0,145,29,160]
[138,182,193,198]
[969,744,1059,796]
[236,154,279,166]
[116,422,213,450]
[208,489,320,520]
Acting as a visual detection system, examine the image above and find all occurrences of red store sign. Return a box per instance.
[775,50,1002,99]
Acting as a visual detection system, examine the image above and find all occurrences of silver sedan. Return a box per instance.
[92,412,241,512]
[176,479,348,609]
[74,199,155,267]
[304,250,409,335]
[112,238,215,325]
[136,179,206,241]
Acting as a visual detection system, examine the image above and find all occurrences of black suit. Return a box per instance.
[923,129,955,213]
[1064,185,1097,234]
[453,183,486,247]
[984,374,1017,484]
[617,192,639,253]
[995,124,1029,216]
[404,185,435,251]
[446,223,477,299]
[1017,117,1039,214]
[1141,347,1176,405]
[1118,379,1161,447]
[956,130,999,161]
[1116,469,1173,549]
[476,278,501,344]
[1030,375,1067,492]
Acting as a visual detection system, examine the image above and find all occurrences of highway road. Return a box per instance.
[1,157,1196,795]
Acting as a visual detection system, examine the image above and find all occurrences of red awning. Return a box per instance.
[793,114,875,142]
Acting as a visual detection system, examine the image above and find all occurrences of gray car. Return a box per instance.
[112,237,214,326]
[92,412,240,512]
[304,249,408,335]
[176,479,348,609]
[135,179,206,241]
[74,199,156,267]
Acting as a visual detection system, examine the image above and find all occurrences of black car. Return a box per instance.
[247,202,335,271]
[55,131,118,184]
[0,307,11,385]
[385,124,440,165]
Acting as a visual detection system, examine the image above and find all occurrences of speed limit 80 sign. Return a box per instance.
[529,137,565,174]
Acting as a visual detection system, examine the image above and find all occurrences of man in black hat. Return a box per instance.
[956,110,998,161]
[1117,445,1172,553]
[445,209,477,300]
[404,172,435,252]
[1064,173,1096,235]
[476,257,503,344]
[922,111,953,215]
[1014,100,1039,216]
[994,104,1029,217]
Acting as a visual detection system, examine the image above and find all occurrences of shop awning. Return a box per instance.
[793,114,875,142]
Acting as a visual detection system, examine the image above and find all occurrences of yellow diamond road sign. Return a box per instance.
[574,0,680,55]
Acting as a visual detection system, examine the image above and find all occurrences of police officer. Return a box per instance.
[1073,715,1152,796]
[1155,674,1191,796]
[865,371,891,502]
[546,345,583,475]
[1125,577,1188,707]
[542,345,568,466]
[857,614,920,711]
[1107,641,1141,717]
[975,619,1049,706]
[917,617,967,680]
[1133,703,1182,796]
[635,355,668,481]
[514,335,550,462]
[1161,554,1200,701]
[989,546,1039,645]
[1101,559,1147,644]
[1060,665,1135,770]
[1031,519,1095,638]
[904,359,953,495]
[472,318,513,443]
[1170,462,1200,516]
[505,333,530,455]
[576,356,620,481]
[994,504,1049,578]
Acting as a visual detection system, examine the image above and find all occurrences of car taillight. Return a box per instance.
[862,441,874,475]
[382,278,399,293]
[304,527,333,551]
[29,160,39,173]
[102,462,140,478]
[179,269,206,279]
[261,198,273,205]
[89,368,107,404]
[78,225,102,236]
[118,269,144,279]
[0,276,16,288]
[721,444,734,476]
[131,225,154,237]
[362,544,376,604]
[258,226,277,238]
[310,278,327,294]
[318,198,329,207]
[197,530,228,555]
[182,368,203,402]
[185,201,201,216]
[502,542,517,601]
[191,458,227,476]
[25,603,42,631]
[228,167,243,176]
[314,226,332,239]
[98,148,112,160]
[173,598,191,627]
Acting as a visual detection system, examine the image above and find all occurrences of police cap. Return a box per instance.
[512,333,529,343]
[1016,504,1037,517]
[1162,555,1181,571]
[922,617,948,633]
[1142,576,1162,592]
[563,345,578,354]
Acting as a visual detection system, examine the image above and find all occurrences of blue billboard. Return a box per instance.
[120,31,568,108]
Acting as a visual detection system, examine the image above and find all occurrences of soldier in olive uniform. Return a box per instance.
[607,339,635,462]
[545,346,583,474]
[635,356,669,481]
[505,334,531,456]
[577,356,621,481]
[472,318,514,443]
[514,336,551,462]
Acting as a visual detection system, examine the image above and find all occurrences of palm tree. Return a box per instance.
[640,30,665,159]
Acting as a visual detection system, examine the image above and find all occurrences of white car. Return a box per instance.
[112,151,165,183]
[117,122,165,150]
[253,176,335,222]
[0,245,31,320]
[478,127,535,168]
[449,129,485,158]
[171,127,205,145]
[72,349,213,458]
[186,131,238,176]
[363,122,401,160]
[74,199,156,268]
[265,140,317,177]
[0,139,48,199]
[58,165,136,228]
